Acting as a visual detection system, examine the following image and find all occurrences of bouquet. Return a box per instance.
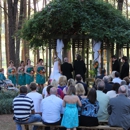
[11,68,16,75]
[40,69,45,75]
[20,68,24,73]
[31,70,35,75]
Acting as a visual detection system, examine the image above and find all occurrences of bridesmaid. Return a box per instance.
[7,60,16,86]
[36,59,45,89]
[25,59,34,87]
[17,61,26,86]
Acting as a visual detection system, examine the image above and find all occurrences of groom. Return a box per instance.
[61,57,73,80]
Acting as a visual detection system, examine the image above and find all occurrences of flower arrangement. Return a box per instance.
[40,69,45,75]
[20,68,24,73]
[11,68,16,75]
[31,70,35,75]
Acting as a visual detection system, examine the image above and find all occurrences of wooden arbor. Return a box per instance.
[46,35,130,80]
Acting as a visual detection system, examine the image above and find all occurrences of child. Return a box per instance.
[61,85,82,130]
[0,68,6,80]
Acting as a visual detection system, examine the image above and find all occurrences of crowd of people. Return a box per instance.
[5,54,130,130]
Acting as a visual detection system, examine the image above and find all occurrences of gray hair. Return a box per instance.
[51,79,58,88]
[121,80,127,85]
[50,87,57,95]
[103,76,109,82]
[118,85,127,94]
[97,80,105,91]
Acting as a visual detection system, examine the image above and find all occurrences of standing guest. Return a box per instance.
[96,68,106,79]
[108,85,130,130]
[18,61,26,86]
[112,72,122,84]
[25,59,34,87]
[0,68,6,80]
[73,54,86,82]
[63,78,75,95]
[58,76,67,91]
[41,87,64,130]
[36,59,46,89]
[75,74,88,95]
[13,86,41,130]
[96,80,109,120]
[111,55,120,73]
[79,88,99,126]
[106,83,120,98]
[7,60,16,86]
[61,85,82,130]
[120,56,129,79]
[61,57,73,80]
[27,82,43,113]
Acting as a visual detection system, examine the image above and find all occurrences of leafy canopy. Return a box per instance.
[21,0,130,47]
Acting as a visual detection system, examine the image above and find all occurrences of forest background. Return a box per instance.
[0,0,130,71]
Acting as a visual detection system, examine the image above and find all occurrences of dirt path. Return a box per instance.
[0,114,16,130]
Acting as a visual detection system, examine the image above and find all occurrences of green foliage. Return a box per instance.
[0,91,18,114]
[21,0,130,47]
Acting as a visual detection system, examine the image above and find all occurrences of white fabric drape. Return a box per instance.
[56,39,64,61]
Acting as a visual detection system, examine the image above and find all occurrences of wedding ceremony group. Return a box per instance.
[0,51,129,130]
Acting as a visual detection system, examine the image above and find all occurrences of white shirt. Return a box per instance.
[106,90,117,98]
[112,77,122,84]
[41,94,63,123]
[42,86,48,98]
[27,91,43,112]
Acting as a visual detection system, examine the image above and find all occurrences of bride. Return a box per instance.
[50,57,62,82]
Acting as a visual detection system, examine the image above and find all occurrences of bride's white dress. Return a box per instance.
[50,61,61,82]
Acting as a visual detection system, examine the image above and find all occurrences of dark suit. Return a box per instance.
[120,62,129,79]
[61,62,73,80]
[112,60,120,73]
[73,60,86,81]
[108,94,130,130]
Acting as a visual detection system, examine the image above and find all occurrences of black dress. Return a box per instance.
[120,62,129,79]
[112,59,120,73]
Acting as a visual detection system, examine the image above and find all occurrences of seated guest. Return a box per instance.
[96,80,109,120]
[93,78,102,90]
[27,82,43,113]
[51,79,64,99]
[41,87,64,130]
[108,85,130,130]
[13,86,41,130]
[75,74,88,95]
[123,77,130,86]
[106,83,120,98]
[46,85,53,96]
[58,76,67,90]
[103,76,113,93]
[0,68,6,80]
[112,72,122,84]
[75,83,86,100]
[63,78,75,95]
[96,68,106,79]
[79,88,99,126]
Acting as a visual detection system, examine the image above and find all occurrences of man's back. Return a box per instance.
[41,94,63,123]
[61,62,73,79]
[108,94,130,130]
[27,91,43,112]
[96,90,109,120]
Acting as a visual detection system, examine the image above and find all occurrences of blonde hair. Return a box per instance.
[75,83,85,95]
[67,78,75,87]
[51,79,58,88]
[58,76,67,87]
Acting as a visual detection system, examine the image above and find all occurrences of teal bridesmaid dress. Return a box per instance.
[8,68,16,86]
[36,66,45,84]
[18,68,26,86]
[26,67,34,85]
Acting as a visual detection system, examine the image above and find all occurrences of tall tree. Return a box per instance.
[0,0,2,68]
[7,0,18,64]
[4,1,9,67]
[15,0,25,67]
[118,0,124,11]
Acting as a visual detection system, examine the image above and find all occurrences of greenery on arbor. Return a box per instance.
[21,0,130,47]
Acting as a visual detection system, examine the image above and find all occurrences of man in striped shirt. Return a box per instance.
[13,86,41,130]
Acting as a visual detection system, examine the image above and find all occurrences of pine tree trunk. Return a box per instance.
[4,1,9,67]
[7,0,18,64]
[0,0,2,68]
[126,0,128,19]
[118,0,124,11]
